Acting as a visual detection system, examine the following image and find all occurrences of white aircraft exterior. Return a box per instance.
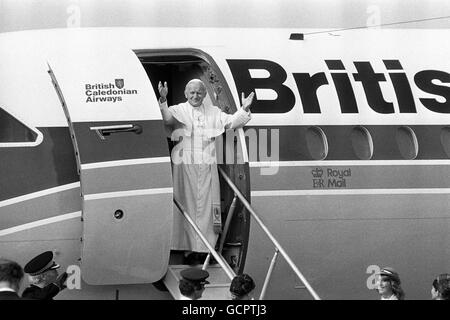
[0,27,449,299]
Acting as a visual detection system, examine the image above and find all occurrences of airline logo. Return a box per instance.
[311,167,352,188]
[84,79,138,103]
[227,59,450,114]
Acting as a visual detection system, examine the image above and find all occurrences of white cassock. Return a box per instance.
[159,101,251,252]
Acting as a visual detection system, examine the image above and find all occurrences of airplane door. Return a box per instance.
[48,45,173,285]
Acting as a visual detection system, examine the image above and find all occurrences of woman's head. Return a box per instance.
[376,267,405,300]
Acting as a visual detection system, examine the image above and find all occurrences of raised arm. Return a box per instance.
[158,81,176,126]
[223,91,255,129]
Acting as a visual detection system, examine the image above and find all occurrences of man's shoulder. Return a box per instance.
[209,105,223,112]
[22,283,59,300]
[169,101,188,108]
[21,285,42,296]
[168,102,191,114]
[0,291,21,300]
[206,105,230,117]
[22,285,39,293]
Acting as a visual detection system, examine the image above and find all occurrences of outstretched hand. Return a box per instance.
[158,81,168,101]
[55,272,68,290]
[241,92,255,111]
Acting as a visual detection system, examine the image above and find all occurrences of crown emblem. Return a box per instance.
[311,168,323,178]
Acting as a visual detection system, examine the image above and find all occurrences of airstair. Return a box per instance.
[162,167,321,300]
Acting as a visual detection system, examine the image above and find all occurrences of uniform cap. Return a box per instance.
[377,267,401,284]
[180,268,210,284]
[24,251,60,276]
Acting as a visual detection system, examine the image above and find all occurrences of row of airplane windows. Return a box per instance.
[243,125,450,161]
[293,125,450,161]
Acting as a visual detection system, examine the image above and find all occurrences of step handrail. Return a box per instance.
[218,166,321,300]
[173,197,236,281]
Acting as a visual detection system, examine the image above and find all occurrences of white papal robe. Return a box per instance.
[159,101,251,252]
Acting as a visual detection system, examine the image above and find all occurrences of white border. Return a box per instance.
[0,211,81,237]
[0,182,80,208]
[251,188,450,197]
[0,106,44,148]
[80,157,171,170]
[83,187,173,200]
[250,160,450,167]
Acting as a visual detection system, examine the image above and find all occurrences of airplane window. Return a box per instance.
[0,107,37,144]
[351,126,373,160]
[441,127,450,158]
[396,126,418,160]
[305,126,328,160]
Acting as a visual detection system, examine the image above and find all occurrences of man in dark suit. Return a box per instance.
[22,251,67,300]
[0,258,25,300]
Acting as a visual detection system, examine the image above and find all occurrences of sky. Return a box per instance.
[1,0,450,33]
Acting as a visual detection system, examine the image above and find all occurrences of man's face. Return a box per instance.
[193,283,206,299]
[45,269,59,284]
[185,82,206,107]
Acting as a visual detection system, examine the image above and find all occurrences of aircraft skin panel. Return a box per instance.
[0,216,173,299]
[246,193,450,299]
[0,186,81,230]
[250,165,450,191]
[45,44,176,285]
[81,193,173,284]
[0,127,79,201]
[244,125,450,161]
[0,213,82,242]
[47,44,162,123]
[72,121,169,164]
[0,122,171,201]
[80,162,172,195]
[2,28,450,127]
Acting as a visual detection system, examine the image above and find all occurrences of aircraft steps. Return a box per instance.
[163,264,232,300]
[166,168,321,300]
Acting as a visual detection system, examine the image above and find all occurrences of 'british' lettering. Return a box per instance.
[227,59,450,114]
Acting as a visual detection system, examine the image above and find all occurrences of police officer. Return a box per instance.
[22,251,68,300]
[179,268,209,300]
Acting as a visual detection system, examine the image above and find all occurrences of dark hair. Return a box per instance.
[432,279,439,291]
[179,279,195,297]
[0,258,24,288]
[179,279,204,297]
[441,287,450,300]
[433,275,450,300]
[381,275,405,300]
[230,274,255,298]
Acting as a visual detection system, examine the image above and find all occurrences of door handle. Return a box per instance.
[90,124,143,141]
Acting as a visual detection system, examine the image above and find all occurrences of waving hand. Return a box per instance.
[241,92,255,111]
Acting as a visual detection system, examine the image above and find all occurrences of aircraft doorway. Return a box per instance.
[136,50,251,274]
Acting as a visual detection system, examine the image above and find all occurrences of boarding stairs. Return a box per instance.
[162,167,321,300]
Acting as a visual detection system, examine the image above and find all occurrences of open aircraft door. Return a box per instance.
[48,44,173,285]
